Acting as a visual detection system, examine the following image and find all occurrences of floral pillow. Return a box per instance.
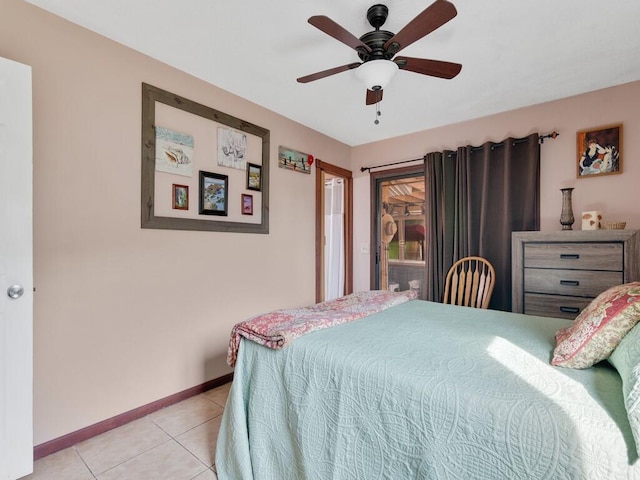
[551,282,640,369]
[608,322,640,456]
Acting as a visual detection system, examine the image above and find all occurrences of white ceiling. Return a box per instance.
[26,0,640,146]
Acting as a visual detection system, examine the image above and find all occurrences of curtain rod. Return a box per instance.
[360,131,559,173]
[539,131,559,143]
[466,136,528,155]
[360,156,425,173]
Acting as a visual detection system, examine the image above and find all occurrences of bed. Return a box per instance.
[216,293,640,479]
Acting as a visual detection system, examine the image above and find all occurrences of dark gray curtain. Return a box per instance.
[424,133,540,310]
[424,151,453,302]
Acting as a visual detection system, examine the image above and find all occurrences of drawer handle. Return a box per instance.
[560,280,579,286]
[560,306,580,314]
[560,254,580,259]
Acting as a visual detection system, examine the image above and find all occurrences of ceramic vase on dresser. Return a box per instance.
[559,187,575,230]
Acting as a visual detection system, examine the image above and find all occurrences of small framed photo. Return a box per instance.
[241,194,253,215]
[247,163,262,191]
[199,170,228,216]
[577,123,622,178]
[172,184,189,210]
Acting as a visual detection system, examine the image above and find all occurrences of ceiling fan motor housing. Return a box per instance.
[358,30,395,61]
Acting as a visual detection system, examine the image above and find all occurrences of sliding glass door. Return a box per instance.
[370,165,426,298]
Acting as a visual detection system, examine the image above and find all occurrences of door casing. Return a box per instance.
[315,160,353,303]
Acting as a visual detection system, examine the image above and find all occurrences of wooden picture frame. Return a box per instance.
[577,123,622,178]
[141,83,270,233]
[172,184,189,210]
[247,163,262,191]
[241,194,253,215]
[278,145,313,174]
[199,171,228,216]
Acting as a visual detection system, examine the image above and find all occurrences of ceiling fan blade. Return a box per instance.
[384,0,457,55]
[366,89,383,105]
[308,16,372,54]
[395,56,462,79]
[297,63,361,83]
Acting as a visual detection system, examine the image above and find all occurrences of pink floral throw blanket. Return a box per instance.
[227,290,417,366]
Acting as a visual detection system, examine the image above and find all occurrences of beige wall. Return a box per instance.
[351,81,640,291]
[1,0,351,445]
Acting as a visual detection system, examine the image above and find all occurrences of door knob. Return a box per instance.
[7,284,24,299]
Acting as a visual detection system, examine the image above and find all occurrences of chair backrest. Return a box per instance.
[443,256,495,309]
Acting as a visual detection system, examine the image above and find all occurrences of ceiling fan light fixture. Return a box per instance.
[355,59,399,91]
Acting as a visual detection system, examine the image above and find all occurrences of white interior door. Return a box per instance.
[0,56,34,480]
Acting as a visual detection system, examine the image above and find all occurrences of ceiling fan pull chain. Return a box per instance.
[374,103,382,125]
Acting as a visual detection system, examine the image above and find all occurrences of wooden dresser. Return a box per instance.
[512,230,640,319]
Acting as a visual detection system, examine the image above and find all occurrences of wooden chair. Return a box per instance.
[443,256,495,309]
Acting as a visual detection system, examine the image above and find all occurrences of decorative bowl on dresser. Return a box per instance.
[512,229,640,320]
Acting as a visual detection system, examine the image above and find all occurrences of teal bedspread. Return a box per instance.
[216,300,640,479]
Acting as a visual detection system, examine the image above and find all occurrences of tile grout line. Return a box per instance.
[72,445,98,480]
[172,438,213,478]
[79,438,175,479]
[147,409,221,472]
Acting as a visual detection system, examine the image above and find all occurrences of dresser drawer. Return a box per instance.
[524,243,623,270]
[524,268,623,297]
[524,293,592,320]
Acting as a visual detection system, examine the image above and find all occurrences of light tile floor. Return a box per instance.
[20,383,231,480]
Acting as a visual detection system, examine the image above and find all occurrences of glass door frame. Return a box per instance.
[369,164,425,290]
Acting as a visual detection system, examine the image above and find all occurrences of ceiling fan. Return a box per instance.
[297,0,462,106]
